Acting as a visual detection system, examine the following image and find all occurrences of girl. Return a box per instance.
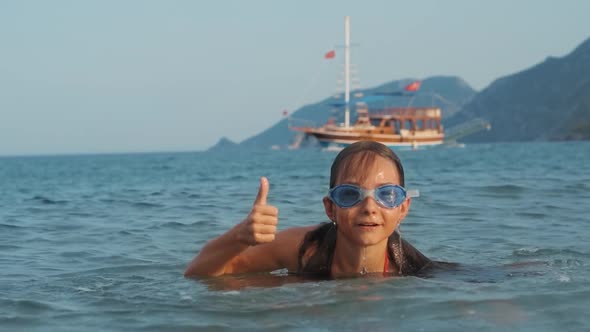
[185,140,433,278]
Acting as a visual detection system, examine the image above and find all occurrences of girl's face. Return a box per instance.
[323,155,411,247]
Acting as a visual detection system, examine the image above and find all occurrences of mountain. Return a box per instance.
[207,137,240,153]
[446,37,590,142]
[239,76,477,149]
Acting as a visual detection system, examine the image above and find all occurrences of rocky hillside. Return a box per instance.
[446,37,590,142]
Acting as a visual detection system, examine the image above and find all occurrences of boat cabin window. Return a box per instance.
[416,119,424,130]
[429,119,439,129]
[404,120,413,130]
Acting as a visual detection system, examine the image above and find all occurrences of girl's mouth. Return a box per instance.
[356,222,381,228]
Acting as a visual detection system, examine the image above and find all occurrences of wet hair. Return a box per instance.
[297,140,432,277]
[329,140,405,188]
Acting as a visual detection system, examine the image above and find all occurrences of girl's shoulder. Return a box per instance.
[273,224,323,270]
[276,224,321,245]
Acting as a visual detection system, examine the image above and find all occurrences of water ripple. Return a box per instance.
[1,142,589,331]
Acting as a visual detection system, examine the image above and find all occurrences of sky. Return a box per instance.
[1,0,589,156]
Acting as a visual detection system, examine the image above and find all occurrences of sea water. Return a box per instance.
[1,141,589,331]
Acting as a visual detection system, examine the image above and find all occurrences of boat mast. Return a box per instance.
[344,16,350,128]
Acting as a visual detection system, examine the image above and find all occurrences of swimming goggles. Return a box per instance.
[328,184,419,209]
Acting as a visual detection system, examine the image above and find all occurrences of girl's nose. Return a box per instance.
[359,195,379,214]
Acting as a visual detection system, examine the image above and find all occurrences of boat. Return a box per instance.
[290,104,444,149]
[289,16,444,149]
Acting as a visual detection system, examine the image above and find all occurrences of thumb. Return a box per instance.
[253,176,269,205]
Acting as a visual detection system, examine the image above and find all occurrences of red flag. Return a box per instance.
[324,50,335,59]
[404,80,421,92]
[282,110,289,117]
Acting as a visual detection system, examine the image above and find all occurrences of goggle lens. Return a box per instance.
[329,184,418,209]
[335,186,362,207]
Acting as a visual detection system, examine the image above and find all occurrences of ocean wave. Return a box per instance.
[0,244,22,250]
[512,247,587,258]
[0,223,25,230]
[27,195,68,205]
[131,201,165,208]
[51,263,173,278]
[97,198,165,209]
[0,298,56,312]
[515,212,547,219]
[479,184,527,193]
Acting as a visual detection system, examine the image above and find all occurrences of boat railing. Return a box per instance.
[371,107,442,118]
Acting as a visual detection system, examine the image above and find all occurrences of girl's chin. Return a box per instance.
[350,234,388,247]
[338,228,392,246]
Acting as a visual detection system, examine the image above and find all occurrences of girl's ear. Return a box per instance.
[399,198,412,221]
[323,196,335,221]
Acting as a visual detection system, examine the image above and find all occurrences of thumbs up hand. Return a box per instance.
[236,177,279,246]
